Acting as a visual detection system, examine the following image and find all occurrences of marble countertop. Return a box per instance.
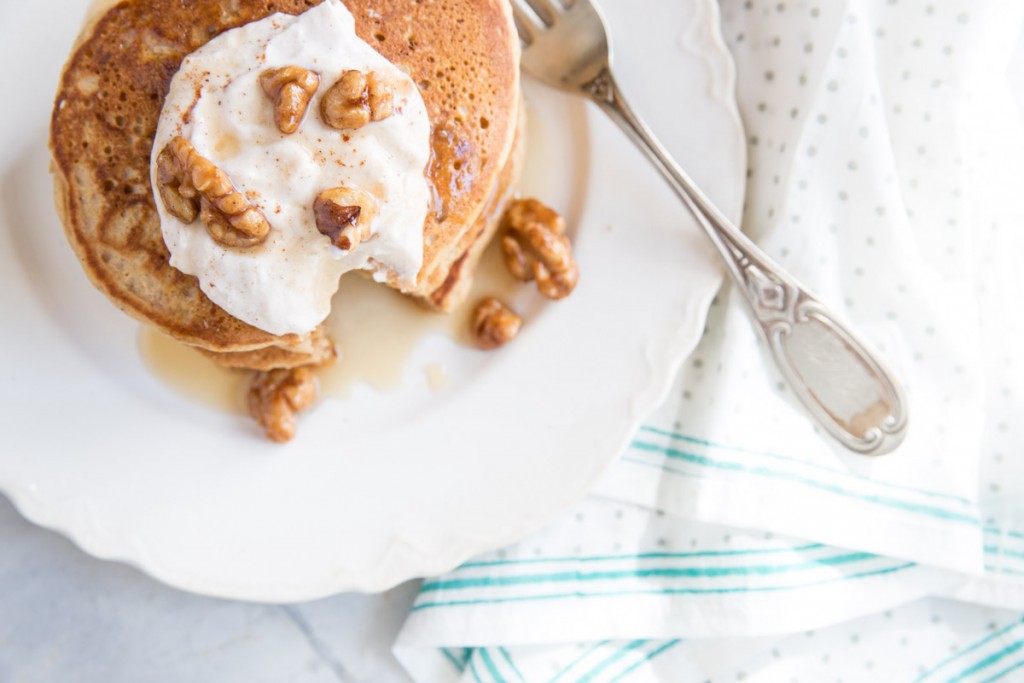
[0,495,415,682]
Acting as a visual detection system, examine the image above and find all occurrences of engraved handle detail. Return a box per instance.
[585,67,908,455]
[718,229,908,454]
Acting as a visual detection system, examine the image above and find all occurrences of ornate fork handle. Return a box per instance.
[585,68,908,455]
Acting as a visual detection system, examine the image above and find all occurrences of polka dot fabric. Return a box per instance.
[599,0,1024,575]
[709,598,1024,683]
[715,0,1024,602]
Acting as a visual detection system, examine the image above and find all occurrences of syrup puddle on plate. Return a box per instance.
[139,239,524,411]
[137,328,248,412]
[319,275,455,396]
[320,240,521,396]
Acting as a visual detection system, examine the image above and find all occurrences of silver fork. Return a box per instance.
[512,0,908,455]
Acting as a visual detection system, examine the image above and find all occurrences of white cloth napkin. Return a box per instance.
[392,0,1024,679]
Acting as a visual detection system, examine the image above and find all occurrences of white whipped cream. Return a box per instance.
[151,0,431,336]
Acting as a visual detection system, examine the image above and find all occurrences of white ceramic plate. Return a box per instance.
[0,0,743,601]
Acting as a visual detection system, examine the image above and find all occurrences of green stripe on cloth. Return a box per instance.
[421,552,878,593]
[479,649,504,682]
[549,641,610,683]
[984,528,1024,540]
[984,546,1024,560]
[913,617,1024,682]
[978,658,1024,683]
[948,641,1024,682]
[640,426,973,506]
[577,641,646,683]
[498,648,526,683]
[627,442,980,525]
[411,562,915,611]
[607,640,681,683]
[458,543,824,570]
[441,647,468,672]
[986,567,1024,577]
[469,655,485,683]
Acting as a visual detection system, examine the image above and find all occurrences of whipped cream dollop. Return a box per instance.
[151,0,431,336]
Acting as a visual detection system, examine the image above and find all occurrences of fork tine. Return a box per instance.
[523,0,563,25]
[510,0,542,44]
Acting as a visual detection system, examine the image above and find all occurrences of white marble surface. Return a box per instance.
[0,495,415,682]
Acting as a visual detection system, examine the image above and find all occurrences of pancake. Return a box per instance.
[50,0,521,367]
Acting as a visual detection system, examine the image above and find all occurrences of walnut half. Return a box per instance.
[321,70,394,131]
[501,198,579,300]
[260,65,320,134]
[157,136,270,248]
[471,297,522,350]
[247,366,318,443]
[313,186,377,251]
[156,144,199,223]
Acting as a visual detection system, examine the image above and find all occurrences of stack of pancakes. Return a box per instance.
[50,0,522,371]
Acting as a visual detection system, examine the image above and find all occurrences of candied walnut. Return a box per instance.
[471,297,522,350]
[321,70,394,130]
[259,65,320,134]
[313,186,377,251]
[323,71,370,129]
[247,366,318,443]
[365,72,394,121]
[158,137,270,247]
[501,198,579,300]
[155,144,198,223]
